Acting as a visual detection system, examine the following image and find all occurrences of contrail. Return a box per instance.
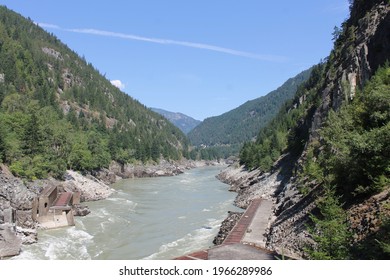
[38,23,287,62]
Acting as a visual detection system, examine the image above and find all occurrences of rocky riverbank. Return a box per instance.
[92,159,218,184]
[217,164,281,208]
[214,155,390,259]
[212,211,243,246]
[213,163,279,247]
[213,155,295,252]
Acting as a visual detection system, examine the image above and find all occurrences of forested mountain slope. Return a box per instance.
[0,6,189,180]
[239,0,389,259]
[187,68,311,155]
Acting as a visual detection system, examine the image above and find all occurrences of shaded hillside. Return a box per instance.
[0,6,189,180]
[188,69,312,150]
[151,108,201,134]
[239,0,389,259]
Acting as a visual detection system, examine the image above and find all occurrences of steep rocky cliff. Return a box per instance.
[220,0,389,259]
[266,0,390,258]
[310,0,390,138]
[0,165,37,258]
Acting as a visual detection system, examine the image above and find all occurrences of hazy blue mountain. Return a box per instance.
[151,108,201,134]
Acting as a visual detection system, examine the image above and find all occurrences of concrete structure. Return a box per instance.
[175,199,279,260]
[32,186,79,229]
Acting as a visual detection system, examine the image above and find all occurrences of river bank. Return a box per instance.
[213,154,312,259]
[0,159,225,259]
[92,159,223,184]
[212,162,281,247]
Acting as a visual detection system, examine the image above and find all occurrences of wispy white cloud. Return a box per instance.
[38,23,287,62]
[37,22,61,29]
[110,79,125,90]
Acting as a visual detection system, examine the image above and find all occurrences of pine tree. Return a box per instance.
[307,186,351,259]
[0,127,5,162]
[22,113,44,156]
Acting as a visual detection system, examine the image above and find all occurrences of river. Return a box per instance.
[13,166,240,260]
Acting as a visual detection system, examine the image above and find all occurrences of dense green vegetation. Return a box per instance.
[188,144,240,161]
[188,68,312,158]
[303,66,390,259]
[305,66,390,199]
[0,6,189,180]
[306,186,352,260]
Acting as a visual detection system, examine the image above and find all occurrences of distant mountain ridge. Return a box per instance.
[151,108,201,134]
[188,68,312,148]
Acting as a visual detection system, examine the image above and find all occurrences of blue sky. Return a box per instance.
[1,0,349,120]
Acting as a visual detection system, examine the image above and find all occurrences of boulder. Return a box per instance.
[0,224,22,259]
[73,204,91,216]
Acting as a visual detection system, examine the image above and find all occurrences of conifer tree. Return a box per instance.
[22,113,44,156]
[0,127,5,162]
[307,186,351,259]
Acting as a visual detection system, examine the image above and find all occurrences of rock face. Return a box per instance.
[311,0,390,139]
[0,224,22,258]
[0,167,38,218]
[0,165,38,258]
[62,170,113,202]
[0,174,37,216]
[120,161,187,178]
